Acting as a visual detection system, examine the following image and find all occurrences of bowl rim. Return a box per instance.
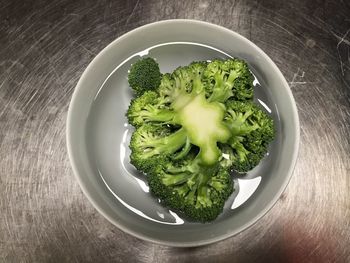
[66,19,300,247]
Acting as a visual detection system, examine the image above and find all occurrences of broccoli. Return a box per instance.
[128,57,162,96]
[147,155,233,222]
[203,59,254,102]
[129,124,188,173]
[127,91,175,127]
[126,57,274,222]
[221,101,275,173]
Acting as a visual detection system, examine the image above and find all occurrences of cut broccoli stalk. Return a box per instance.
[173,92,231,165]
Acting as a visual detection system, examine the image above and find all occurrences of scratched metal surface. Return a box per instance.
[0,0,349,262]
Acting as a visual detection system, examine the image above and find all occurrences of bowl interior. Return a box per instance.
[67,20,299,246]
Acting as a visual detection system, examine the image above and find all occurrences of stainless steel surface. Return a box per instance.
[0,0,349,262]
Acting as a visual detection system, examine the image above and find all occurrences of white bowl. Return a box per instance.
[67,19,299,247]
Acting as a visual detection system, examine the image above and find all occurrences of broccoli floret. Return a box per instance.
[128,57,162,96]
[203,59,254,102]
[147,157,233,222]
[158,73,175,97]
[129,124,187,173]
[159,61,207,100]
[127,91,175,127]
[221,101,275,173]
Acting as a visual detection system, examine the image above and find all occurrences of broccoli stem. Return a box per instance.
[196,185,212,208]
[143,128,187,158]
[162,172,193,186]
[229,136,249,162]
[174,92,231,165]
[173,138,192,160]
[137,108,175,123]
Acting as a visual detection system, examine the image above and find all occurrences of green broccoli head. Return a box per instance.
[160,61,207,101]
[147,157,234,222]
[127,91,175,127]
[129,124,187,173]
[203,59,254,103]
[245,108,275,153]
[128,57,162,96]
[221,101,275,173]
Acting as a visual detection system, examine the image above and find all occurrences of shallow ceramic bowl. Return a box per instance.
[67,19,299,247]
